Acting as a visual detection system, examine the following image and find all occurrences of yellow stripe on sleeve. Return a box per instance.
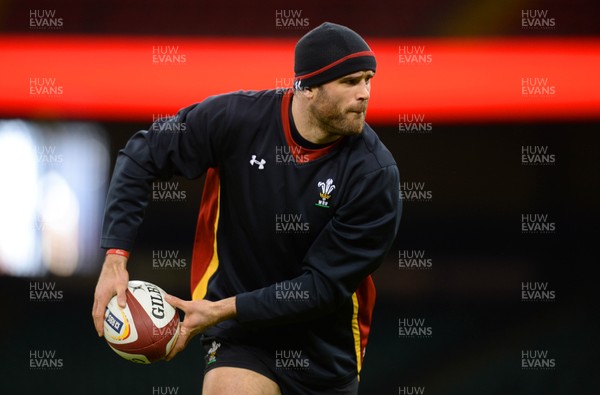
[351,292,362,378]
[192,186,221,301]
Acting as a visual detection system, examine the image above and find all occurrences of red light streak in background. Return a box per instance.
[1,36,598,123]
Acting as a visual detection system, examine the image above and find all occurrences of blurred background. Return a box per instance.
[0,0,598,394]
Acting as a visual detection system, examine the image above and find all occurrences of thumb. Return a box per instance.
[116,286,128,308]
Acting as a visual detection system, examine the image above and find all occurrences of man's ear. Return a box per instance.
[303,86,315,99]
[294,86,315,100]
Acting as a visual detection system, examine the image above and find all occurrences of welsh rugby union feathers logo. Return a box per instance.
[315,178,335,208]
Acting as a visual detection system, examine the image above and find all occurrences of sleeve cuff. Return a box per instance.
[100,237,135,252]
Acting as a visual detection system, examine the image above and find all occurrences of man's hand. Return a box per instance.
[164,295,236,361]
[92,254,129,337]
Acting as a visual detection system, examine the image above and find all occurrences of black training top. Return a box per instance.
[101,89,401,386]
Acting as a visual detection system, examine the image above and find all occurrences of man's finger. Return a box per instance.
[92,297,106,337]
[92,298,100,336]
[116,286,127,308]
[165,294,185,310]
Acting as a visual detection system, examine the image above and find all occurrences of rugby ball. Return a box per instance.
[103,280,180,364]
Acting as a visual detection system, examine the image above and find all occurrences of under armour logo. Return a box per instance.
[250,155,266,169]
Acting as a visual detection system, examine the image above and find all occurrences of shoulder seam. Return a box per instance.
[358,163,398,180]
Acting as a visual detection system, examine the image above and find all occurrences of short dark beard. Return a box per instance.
[309,87,366,137]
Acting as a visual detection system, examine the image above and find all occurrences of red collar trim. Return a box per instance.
[280,90,342,163]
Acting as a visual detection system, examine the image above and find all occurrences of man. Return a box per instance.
[92,22,401,395]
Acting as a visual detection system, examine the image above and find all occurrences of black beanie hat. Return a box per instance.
[294,22,376,89]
